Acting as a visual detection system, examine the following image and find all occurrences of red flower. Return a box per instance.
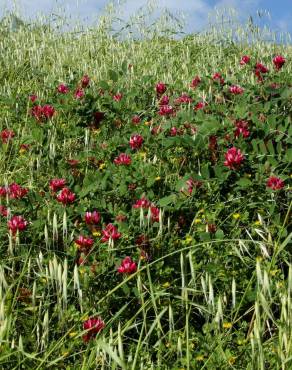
[209,135,218,150]
[117,256,137,274]
[0,184,28,199]
[151,126,162,135]
[29,94,37,103]
[0,205,8,217]
[1,129,15,143]
[240,55,250,65]
[156,82,167,95]
[42,105,55,119]
[255,62,269,74]
[8,215,28,234]
[159,95,170,106]
[174,94,193,104]
[114,153,131,165]
[31,105,43,121]
[83,317,105,343]
[229,85,244,95]
[101,224,121,242]
[49,178,66,192]
[84,211,101,225]
[194,101,207,111]
[266,176,284,190]
[113,93,123,102]
[158,105,174,116]
[56,187,76,204]
[131,115,141,125]
[133,197,151,209]
[255,62,269,81]
[81,75,90,88]
[20,144,30,152]
[93,111,105,125]
[8,183,28,199]
[150,206,160,222]
[57,83,69,94]
[208,223,217,233]
[129,134,144,150]
[31,105,55,121]
[67,159,80,167]
[0,186,7,197]
[75,235,94,252]
[74,88,84,99]
[190,76,201,88]
[273,55,285,70]
[212,72,225,85]
[170,127,178,136]
[224,147,244,170]
[234,120,250,138]
[182,178,203,194]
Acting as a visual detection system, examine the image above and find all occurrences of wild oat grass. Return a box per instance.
[0,4,291,369]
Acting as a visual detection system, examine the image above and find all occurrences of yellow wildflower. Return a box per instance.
[232,213,241,220]
[228,356,236,365]
[223,322,232,329]
[99,163,106,170]
[185,235,193,244]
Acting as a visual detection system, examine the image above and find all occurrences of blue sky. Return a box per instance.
[0,0,291,36]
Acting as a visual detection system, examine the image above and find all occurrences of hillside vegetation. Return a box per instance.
[0,9,291,369]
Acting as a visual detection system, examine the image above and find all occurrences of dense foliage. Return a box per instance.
[0,11,291,369]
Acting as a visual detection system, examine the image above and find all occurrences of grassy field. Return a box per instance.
[0,6,291,369]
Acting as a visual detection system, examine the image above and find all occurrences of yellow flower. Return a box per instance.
[99,163,106,170]
[69,332,77,338]
[137,151,147,160]
[144,120,152,126]
[195,355,204,361]
[155,176,161,181]
[228,356,236,365]
[162,282,170,288]
[62,351,69,357]
[185,235,193,244]
[254,220,261,226]
[232,213,241,220]
[223,322,232,329]
[92,230,101,237]
[92,129,101,135]
[19,148,26,155]
[194,218,202,224]
[269,269,279,276]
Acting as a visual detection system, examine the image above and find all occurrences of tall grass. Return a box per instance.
[0,3,291,369]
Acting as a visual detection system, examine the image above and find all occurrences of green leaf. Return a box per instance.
[108,69,118,82]
[99,80,110,90]
[158,194,177,207]
[215,229,224,239]
[236,178,252,188]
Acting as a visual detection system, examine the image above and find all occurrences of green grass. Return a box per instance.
[0,5,291,369]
